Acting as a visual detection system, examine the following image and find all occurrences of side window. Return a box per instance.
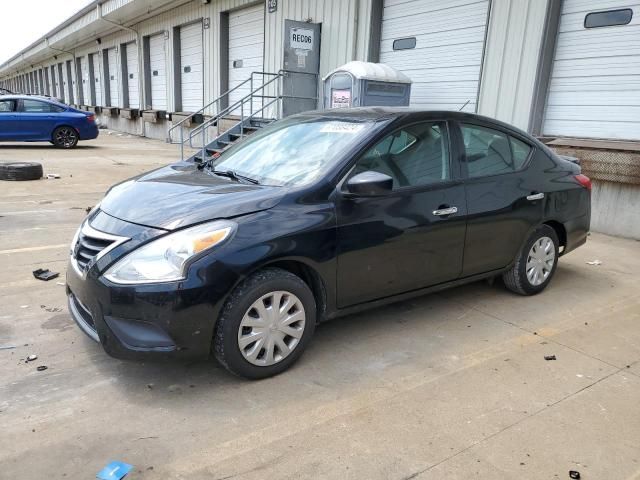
[21,99,55,113]
[510,136,532,169]
[0,100,15,113]
[460,124,532,178]
[352,121,450,189]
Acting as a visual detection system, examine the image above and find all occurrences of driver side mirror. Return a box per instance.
[346,171,393,196]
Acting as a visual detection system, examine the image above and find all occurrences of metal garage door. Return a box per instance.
[64,61,73,103]
[50,66,57,98]
[228,3,265,115]
[149,33,168,110]
[80,57,90,104]
[543,1,640,140]
[107,48,119,107]
[180,22,204,112]
[379,0,490,112]
[126,42,140,108]
[92,53,103,106]
[58,64,65,103]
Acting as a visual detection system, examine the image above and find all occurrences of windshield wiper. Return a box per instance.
[210,168,260,185]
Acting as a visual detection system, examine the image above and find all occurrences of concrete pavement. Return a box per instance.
[1,134,639,479]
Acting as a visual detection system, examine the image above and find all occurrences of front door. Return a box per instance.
[336,120,467,307]
[0,99,18,140]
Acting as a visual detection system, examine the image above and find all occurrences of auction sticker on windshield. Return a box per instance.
[319,122,365,134]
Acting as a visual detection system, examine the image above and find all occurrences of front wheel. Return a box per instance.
[213,268,316,379]
[52,126,79,149]
[503,225,559,296]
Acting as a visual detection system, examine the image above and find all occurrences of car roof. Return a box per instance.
[293,107,533,138]
[0,94,69,107]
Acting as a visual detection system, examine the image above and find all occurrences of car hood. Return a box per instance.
[99,162,286,230]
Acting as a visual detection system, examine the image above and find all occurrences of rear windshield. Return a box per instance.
[209,117,378,187]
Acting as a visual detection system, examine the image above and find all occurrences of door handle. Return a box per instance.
[526,192,545,201]
[432,206,458,216]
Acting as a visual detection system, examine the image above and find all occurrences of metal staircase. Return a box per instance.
[167,71,315,164]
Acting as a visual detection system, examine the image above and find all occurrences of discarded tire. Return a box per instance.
[0,162,43,181]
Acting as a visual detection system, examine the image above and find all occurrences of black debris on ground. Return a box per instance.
[544,355,557,361]
[32,269,60,281]
[569,470,581,479]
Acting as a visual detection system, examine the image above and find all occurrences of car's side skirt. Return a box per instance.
[328,268,507,321]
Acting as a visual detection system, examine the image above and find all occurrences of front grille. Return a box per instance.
[71,220,128,274]
[75,233,114,271]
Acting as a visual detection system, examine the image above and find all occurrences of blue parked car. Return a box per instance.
[0,95,99,148]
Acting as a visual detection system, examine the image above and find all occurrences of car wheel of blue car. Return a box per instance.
[52,126,79,149]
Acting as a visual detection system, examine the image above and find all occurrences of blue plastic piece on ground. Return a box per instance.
[96,461,133,480]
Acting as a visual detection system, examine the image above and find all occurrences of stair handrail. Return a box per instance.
[195,94,282,165]
[187,72,284,150]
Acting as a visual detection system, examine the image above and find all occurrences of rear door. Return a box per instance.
[336,119,467,307]
[455,121,543,276]
[0,99,18,139]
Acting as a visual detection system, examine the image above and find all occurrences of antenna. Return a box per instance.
[459,100,470,112]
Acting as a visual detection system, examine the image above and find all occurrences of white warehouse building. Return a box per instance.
[0,0,639,237]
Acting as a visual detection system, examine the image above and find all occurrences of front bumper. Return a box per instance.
[66,262,226,360]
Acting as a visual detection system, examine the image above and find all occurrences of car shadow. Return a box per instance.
[86,279,501,405]
[0,144,99,150]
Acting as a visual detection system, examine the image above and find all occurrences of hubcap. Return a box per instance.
[526,236,555,286]
[237,291,306,367]
[55,128,77,147]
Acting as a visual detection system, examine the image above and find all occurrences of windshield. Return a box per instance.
[208,117,377,186]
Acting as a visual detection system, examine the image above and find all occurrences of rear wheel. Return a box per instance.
[213,268,316,379]
[503,225,559,296]
[52,126,79,149]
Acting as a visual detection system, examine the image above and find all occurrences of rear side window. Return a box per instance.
[460,124,532,178]
[0,99,15,112]
[21,99,65,113]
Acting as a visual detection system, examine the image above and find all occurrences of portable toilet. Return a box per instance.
[323,61,411,109]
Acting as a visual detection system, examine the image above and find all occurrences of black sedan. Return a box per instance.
[66,108,591,379]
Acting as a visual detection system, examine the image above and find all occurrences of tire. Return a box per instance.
[503,225,560,296]
[52,126,79,149]
[214,268,317,379]
[0,162,43,181]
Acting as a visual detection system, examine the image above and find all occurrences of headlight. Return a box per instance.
[103,220,236,284]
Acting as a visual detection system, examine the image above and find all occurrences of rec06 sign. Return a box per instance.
[290,28,314,51]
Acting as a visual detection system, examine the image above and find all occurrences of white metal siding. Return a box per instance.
[228,4,265,115]
[379,0,490,112]
[92,53,103,105]
[107,48,120,107]
[149,33,168,110]
[126,42,140,108]
[543,1,640,140]
[180,22,204,112]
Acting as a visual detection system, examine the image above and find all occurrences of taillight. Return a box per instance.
[86,114,95,123]
[575,174,592,191]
